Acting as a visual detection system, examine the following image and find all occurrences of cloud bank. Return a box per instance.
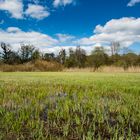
[0,27,58,51]
[0,17,140,54]
[76,17,140,48]
[56,34,75,42]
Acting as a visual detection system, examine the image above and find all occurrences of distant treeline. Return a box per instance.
[0,42,140,71]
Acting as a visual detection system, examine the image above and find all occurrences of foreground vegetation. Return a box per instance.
[0,72,140,139]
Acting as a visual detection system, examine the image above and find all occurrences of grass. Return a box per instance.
[64,66,140,73]
[0,72,140,139]
[0,60,63,72]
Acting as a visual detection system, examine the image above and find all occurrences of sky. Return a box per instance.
[0,0,140,54]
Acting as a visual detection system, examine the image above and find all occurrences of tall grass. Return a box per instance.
[0,60,63,72]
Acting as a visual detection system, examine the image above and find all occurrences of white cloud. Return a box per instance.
[0,27,58,50]
[0,0,23,19]
[74,37,95,45]
[41,45,99,55]
[53,0,75,7]
[7,27,21,32]
[25,4,50,20]
[76,17,140,48]
[0,27,98,54]
[127,0,140,6]
[56,34,75,42]
[41,45,75,55]
[1,17,140,54]
[0,1,50,20]
[0,0,75,20]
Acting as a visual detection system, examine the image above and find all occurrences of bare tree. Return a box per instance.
[58,49,66,65]
[110,42,120,55]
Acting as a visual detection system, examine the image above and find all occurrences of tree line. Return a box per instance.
[0,42,140,70]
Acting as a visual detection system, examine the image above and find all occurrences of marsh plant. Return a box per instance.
[0,72,140,139]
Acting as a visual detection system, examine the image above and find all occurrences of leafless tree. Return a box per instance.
[110,42,120,55]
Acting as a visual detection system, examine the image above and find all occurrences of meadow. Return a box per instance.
[0,72,140,140]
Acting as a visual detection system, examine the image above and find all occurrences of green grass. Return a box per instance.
[0,72,140,139]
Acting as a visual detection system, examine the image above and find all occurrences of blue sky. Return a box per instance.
[0,0,140,54]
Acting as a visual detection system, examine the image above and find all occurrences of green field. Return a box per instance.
[0,72,140,139]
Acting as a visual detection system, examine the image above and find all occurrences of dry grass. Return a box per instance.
[0,60,63,72]
[0,62,140,73]
[64,67,95,72]
[64,66,140,73]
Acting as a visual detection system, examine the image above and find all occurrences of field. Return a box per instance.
[0,72,140,140]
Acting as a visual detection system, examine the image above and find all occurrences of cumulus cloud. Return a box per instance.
[0,0,50,20]
[127,0,140,6]
[0,0,75,20]
[76,17,140,48]
[56,34,75,42]
[0,27,98,54]
[0,0,23,19]
[74,37,95,46]
[25,4,50,20]
[53,0,75,7]
[1,17,140,54]
[7,27,21,32]
[0,27,58,50]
